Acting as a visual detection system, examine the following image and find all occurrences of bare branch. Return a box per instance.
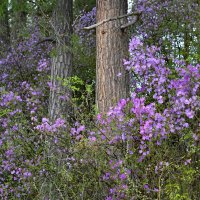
[83,12,141,30]
[35,37,56,46]
[121,15,139,29]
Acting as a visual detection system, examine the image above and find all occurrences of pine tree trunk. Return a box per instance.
[49,0,73,121]
[96,0,129,113]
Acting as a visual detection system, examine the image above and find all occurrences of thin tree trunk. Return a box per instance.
[49,0,73,121]
[96,0,129,114]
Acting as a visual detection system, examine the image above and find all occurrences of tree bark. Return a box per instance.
[49,0,73,121]
[96,0,129,114]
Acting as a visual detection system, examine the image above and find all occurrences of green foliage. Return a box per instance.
[63,76,84,92]
[72,34,96,82]
[0,0,8,17]
[11,0,27,13]
[62,75,95,122]
[74,0,95,15]
[31,130,110,199]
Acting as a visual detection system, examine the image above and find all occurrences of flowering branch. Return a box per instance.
[83,12,141,30]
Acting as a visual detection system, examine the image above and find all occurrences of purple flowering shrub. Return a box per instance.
[0,34,199,199]
[0,26,53,199]
[32,37,199,199]
[0,91,35,199]
[132,0,199,63]
[0,19,96,198]
[0,25,52,121]
[92,37,200,199]
[0,12,199,199]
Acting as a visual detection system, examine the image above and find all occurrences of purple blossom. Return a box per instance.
[119,173,127,180]
[185,109,195,119]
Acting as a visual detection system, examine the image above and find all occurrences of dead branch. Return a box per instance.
[83,12,141,30]
[121,15,140,29]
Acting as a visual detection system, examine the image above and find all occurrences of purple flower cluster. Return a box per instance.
[35,118,66,133]
[0,91,22,107]
[125,37,200,144]
[74,7,96,48]
[132,0,199,64]
[133,0,199,38]
[0,146,32,199]
[70,123,85,140]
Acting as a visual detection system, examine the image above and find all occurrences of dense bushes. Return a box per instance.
[0,32,199,199]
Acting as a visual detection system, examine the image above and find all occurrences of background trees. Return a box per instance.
[10,0,27,40]
[0,0,9,55]
[0,0,199,199]
[48,0,73,121]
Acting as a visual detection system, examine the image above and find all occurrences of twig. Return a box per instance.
[35,37,56,46]
[83,12,141,30]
